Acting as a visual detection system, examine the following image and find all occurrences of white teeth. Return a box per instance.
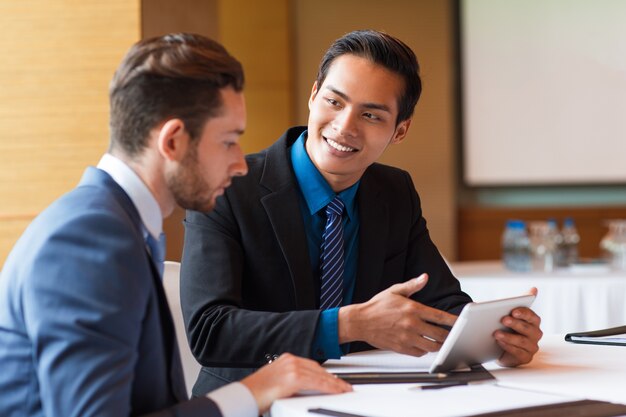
[326,137,356,152]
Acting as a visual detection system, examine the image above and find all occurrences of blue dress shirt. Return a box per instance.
[290,131,360,360]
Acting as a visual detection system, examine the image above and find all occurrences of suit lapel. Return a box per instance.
[147,257,188,401]
[259,129,317,309]
[353,169,388,303]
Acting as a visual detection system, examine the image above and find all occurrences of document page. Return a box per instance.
[569,333,626,345]
[271,384,581,417]
[323,349,436,373]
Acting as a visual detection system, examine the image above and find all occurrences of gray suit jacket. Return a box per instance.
[181,126,471,395]
[0,167,221,417]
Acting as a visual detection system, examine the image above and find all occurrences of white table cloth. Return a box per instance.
[451,260,626,334]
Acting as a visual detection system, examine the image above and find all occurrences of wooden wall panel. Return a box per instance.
[219,0,293,153]
[142,0,218,40]
[0,1,140,266]
[457,206,626,261]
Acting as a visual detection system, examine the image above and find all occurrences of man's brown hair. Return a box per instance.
[109,33,244,157]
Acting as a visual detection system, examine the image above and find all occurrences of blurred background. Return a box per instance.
[2,0,626,267]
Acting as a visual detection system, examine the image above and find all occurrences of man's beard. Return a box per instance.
[166,145,216,213]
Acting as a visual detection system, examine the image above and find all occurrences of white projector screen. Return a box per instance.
[461,0,626,186]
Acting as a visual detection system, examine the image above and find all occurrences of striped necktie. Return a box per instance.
[320,196,345,310]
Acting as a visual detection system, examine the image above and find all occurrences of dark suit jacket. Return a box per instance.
[181,126,472,395]
[0,167,220,417]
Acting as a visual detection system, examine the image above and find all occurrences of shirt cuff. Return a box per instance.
[312,307,343,360]
[206,382,258,417]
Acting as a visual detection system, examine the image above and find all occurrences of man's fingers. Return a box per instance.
[417,305,458,328]
[387,274,428,297]
[391,344,429,357]
[492,303,542,369]
[278,355,352,394]
[495,338,534,367]
[416,335,444,352]
[420,323,450,344]
[391,332,446,356]
[503,309,543,345]
[242,353,353,413]
[511,307,542,328]
[307,371,353,394]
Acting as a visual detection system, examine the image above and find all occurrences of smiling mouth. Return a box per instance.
[324,136,358,153]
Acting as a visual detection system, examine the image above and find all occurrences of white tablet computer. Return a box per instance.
[429,294,536,373]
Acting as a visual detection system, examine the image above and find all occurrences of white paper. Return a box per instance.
[323,349,436,373]
[271,384,580,417]
[569,334,626,344]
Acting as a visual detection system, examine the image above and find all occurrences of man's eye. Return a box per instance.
[326,98,340,107]
[363,112,379,120]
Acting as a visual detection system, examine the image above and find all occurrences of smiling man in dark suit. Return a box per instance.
[0,33,350,417]
[181,29,543,395]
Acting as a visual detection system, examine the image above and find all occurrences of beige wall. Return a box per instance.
[0,1,140,265]
[293,0,458,259]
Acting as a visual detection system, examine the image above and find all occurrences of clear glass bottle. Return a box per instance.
[547,218,565,267]
[600,220,626,271]
[561,217,580,267]
[529,221,556,272]
[502,219,531,272]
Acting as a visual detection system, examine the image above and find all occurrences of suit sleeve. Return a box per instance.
[402,172,472,314]
[181,196,321,367]
[144,398,223,417]
[23,211,222,417]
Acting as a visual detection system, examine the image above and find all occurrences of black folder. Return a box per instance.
[564,325,626,346]
[334,364,495,384]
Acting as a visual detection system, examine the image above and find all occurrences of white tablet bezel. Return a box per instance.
[429,294,536,373]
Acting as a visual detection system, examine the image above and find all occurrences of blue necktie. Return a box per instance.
[320,196,345,310]
[146,232,166,278]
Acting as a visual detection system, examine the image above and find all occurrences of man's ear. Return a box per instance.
[308,81,319,111]
[390,119,412,145]
[156,119,188,161]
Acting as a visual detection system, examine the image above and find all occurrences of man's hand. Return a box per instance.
[494,287,543,367]
[240,353,352,413]
[338,274,458,356]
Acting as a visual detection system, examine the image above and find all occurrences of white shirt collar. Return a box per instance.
[97,153,163,240]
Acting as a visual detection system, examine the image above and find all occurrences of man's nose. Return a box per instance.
[333,109,358,138]
[231,149,248,177]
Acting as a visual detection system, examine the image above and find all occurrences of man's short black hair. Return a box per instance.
[316,30,422,124]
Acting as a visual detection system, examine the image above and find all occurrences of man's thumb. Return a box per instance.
[390,274,428,297]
